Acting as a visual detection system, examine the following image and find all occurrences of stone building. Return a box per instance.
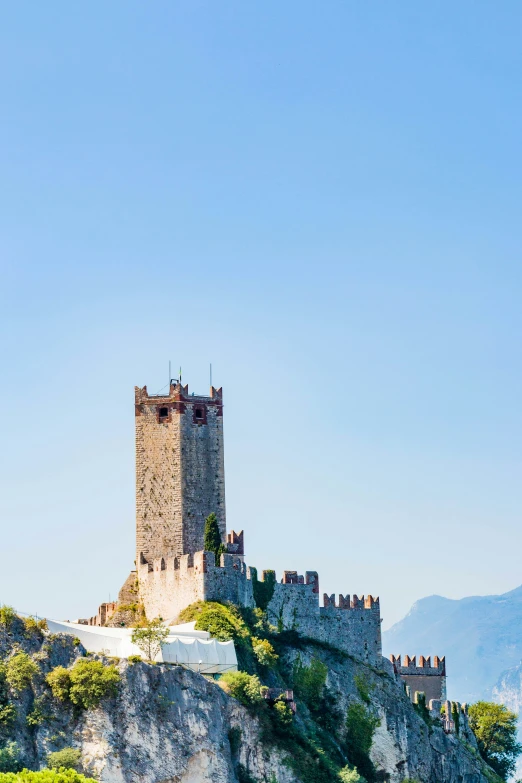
[390,654,447,702]
[134,382,226,564]
[87,377,385,663]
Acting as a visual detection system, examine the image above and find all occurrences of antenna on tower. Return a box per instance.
[169,360,171,387]
[210,363,212,388]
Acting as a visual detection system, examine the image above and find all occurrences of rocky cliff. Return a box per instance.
[0,616,497,783]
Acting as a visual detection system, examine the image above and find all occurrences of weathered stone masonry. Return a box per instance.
[91,377,385,666]
[138,551,254,622]
[135,383,226,565]
[265,570,382,665]
[390,654,447,702]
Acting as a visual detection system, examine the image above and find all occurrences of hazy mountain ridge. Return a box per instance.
[383,584,522,703]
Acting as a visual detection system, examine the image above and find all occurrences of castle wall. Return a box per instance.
[265,573,382,665]
[135,384,225,565]
[319,602,381,663]
[138,551,254,622]
[135,389,183,563]
[390,655,447,702]
[179,396,226,554]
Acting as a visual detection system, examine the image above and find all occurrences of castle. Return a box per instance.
[86,379,444,677]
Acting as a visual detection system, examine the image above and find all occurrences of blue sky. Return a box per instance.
[1,2,521,628]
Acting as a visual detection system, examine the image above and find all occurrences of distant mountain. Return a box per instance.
[383,585,522,703]
[493,662,522,714]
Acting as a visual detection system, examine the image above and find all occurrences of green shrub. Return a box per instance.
[47,660,120,710]
[228,726,241,756]
[414,692,430,725]
[47,748,82,771]
[338,767,366,783]
[273,698,293,727]
[127,655,142,665]
[0,607,16,632]
[236,765,257,783]
[179,602,249,644]
[6,653,39,694]
[293,656,327,707]
[46,667,71,702]
[26,696,49,727]
[23,617,47,635]
[251,637,278,667]
[218,671,264,708]
[250,569,276,611]
[0,665,14,726]
[354,675,372,705]
[0,743,21,774]
[0,771,96,783]
[0,704,15,726]
[345,702,380,782]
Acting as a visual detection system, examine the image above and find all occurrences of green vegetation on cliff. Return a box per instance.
[468,701,522,780]
[46,660,120,710]
[0,771,95,783]
[181,600,379,782]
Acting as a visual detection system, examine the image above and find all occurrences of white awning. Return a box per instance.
[46,619,237,674]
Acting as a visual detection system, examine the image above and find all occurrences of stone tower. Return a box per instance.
[134,382,226,567]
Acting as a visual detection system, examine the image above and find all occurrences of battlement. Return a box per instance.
[281,571,319,592]
[390,654,446,674]
[137,548,254,622]
[323,594,380,610]
[79,602,118,627]
[135,383,223,409]
[227,530,244,557]
[392,654,447,703]
[139,550,252,578]
[262,568,382,664]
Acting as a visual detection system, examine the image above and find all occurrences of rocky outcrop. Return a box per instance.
[0,618,496,783]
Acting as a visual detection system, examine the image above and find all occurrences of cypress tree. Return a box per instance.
[204,512,226,564]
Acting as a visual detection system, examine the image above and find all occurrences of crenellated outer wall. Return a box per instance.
[138,551,255,622]
[265,573,382,664]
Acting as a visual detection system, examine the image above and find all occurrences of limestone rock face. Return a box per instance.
[0,619,495,783]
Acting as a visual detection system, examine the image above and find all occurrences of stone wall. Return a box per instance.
[266,572,382,664]
[390,654,447,702]
[135,383,225,566]
[138,551,254,622]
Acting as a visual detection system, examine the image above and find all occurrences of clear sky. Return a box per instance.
[1,2,521,629]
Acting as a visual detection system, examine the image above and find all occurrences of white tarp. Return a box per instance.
[46,619,237,674]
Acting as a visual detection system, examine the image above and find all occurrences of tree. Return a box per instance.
[131,618,169,661]
[0,606,16,632]
[5,652,39,694]
[47,748,82,771]
[218,671,265,707]
[468,701,522,780]
[251,637,278,667]
[204,512,226,564]
[46,660,120,710]
[293,656,328,706]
